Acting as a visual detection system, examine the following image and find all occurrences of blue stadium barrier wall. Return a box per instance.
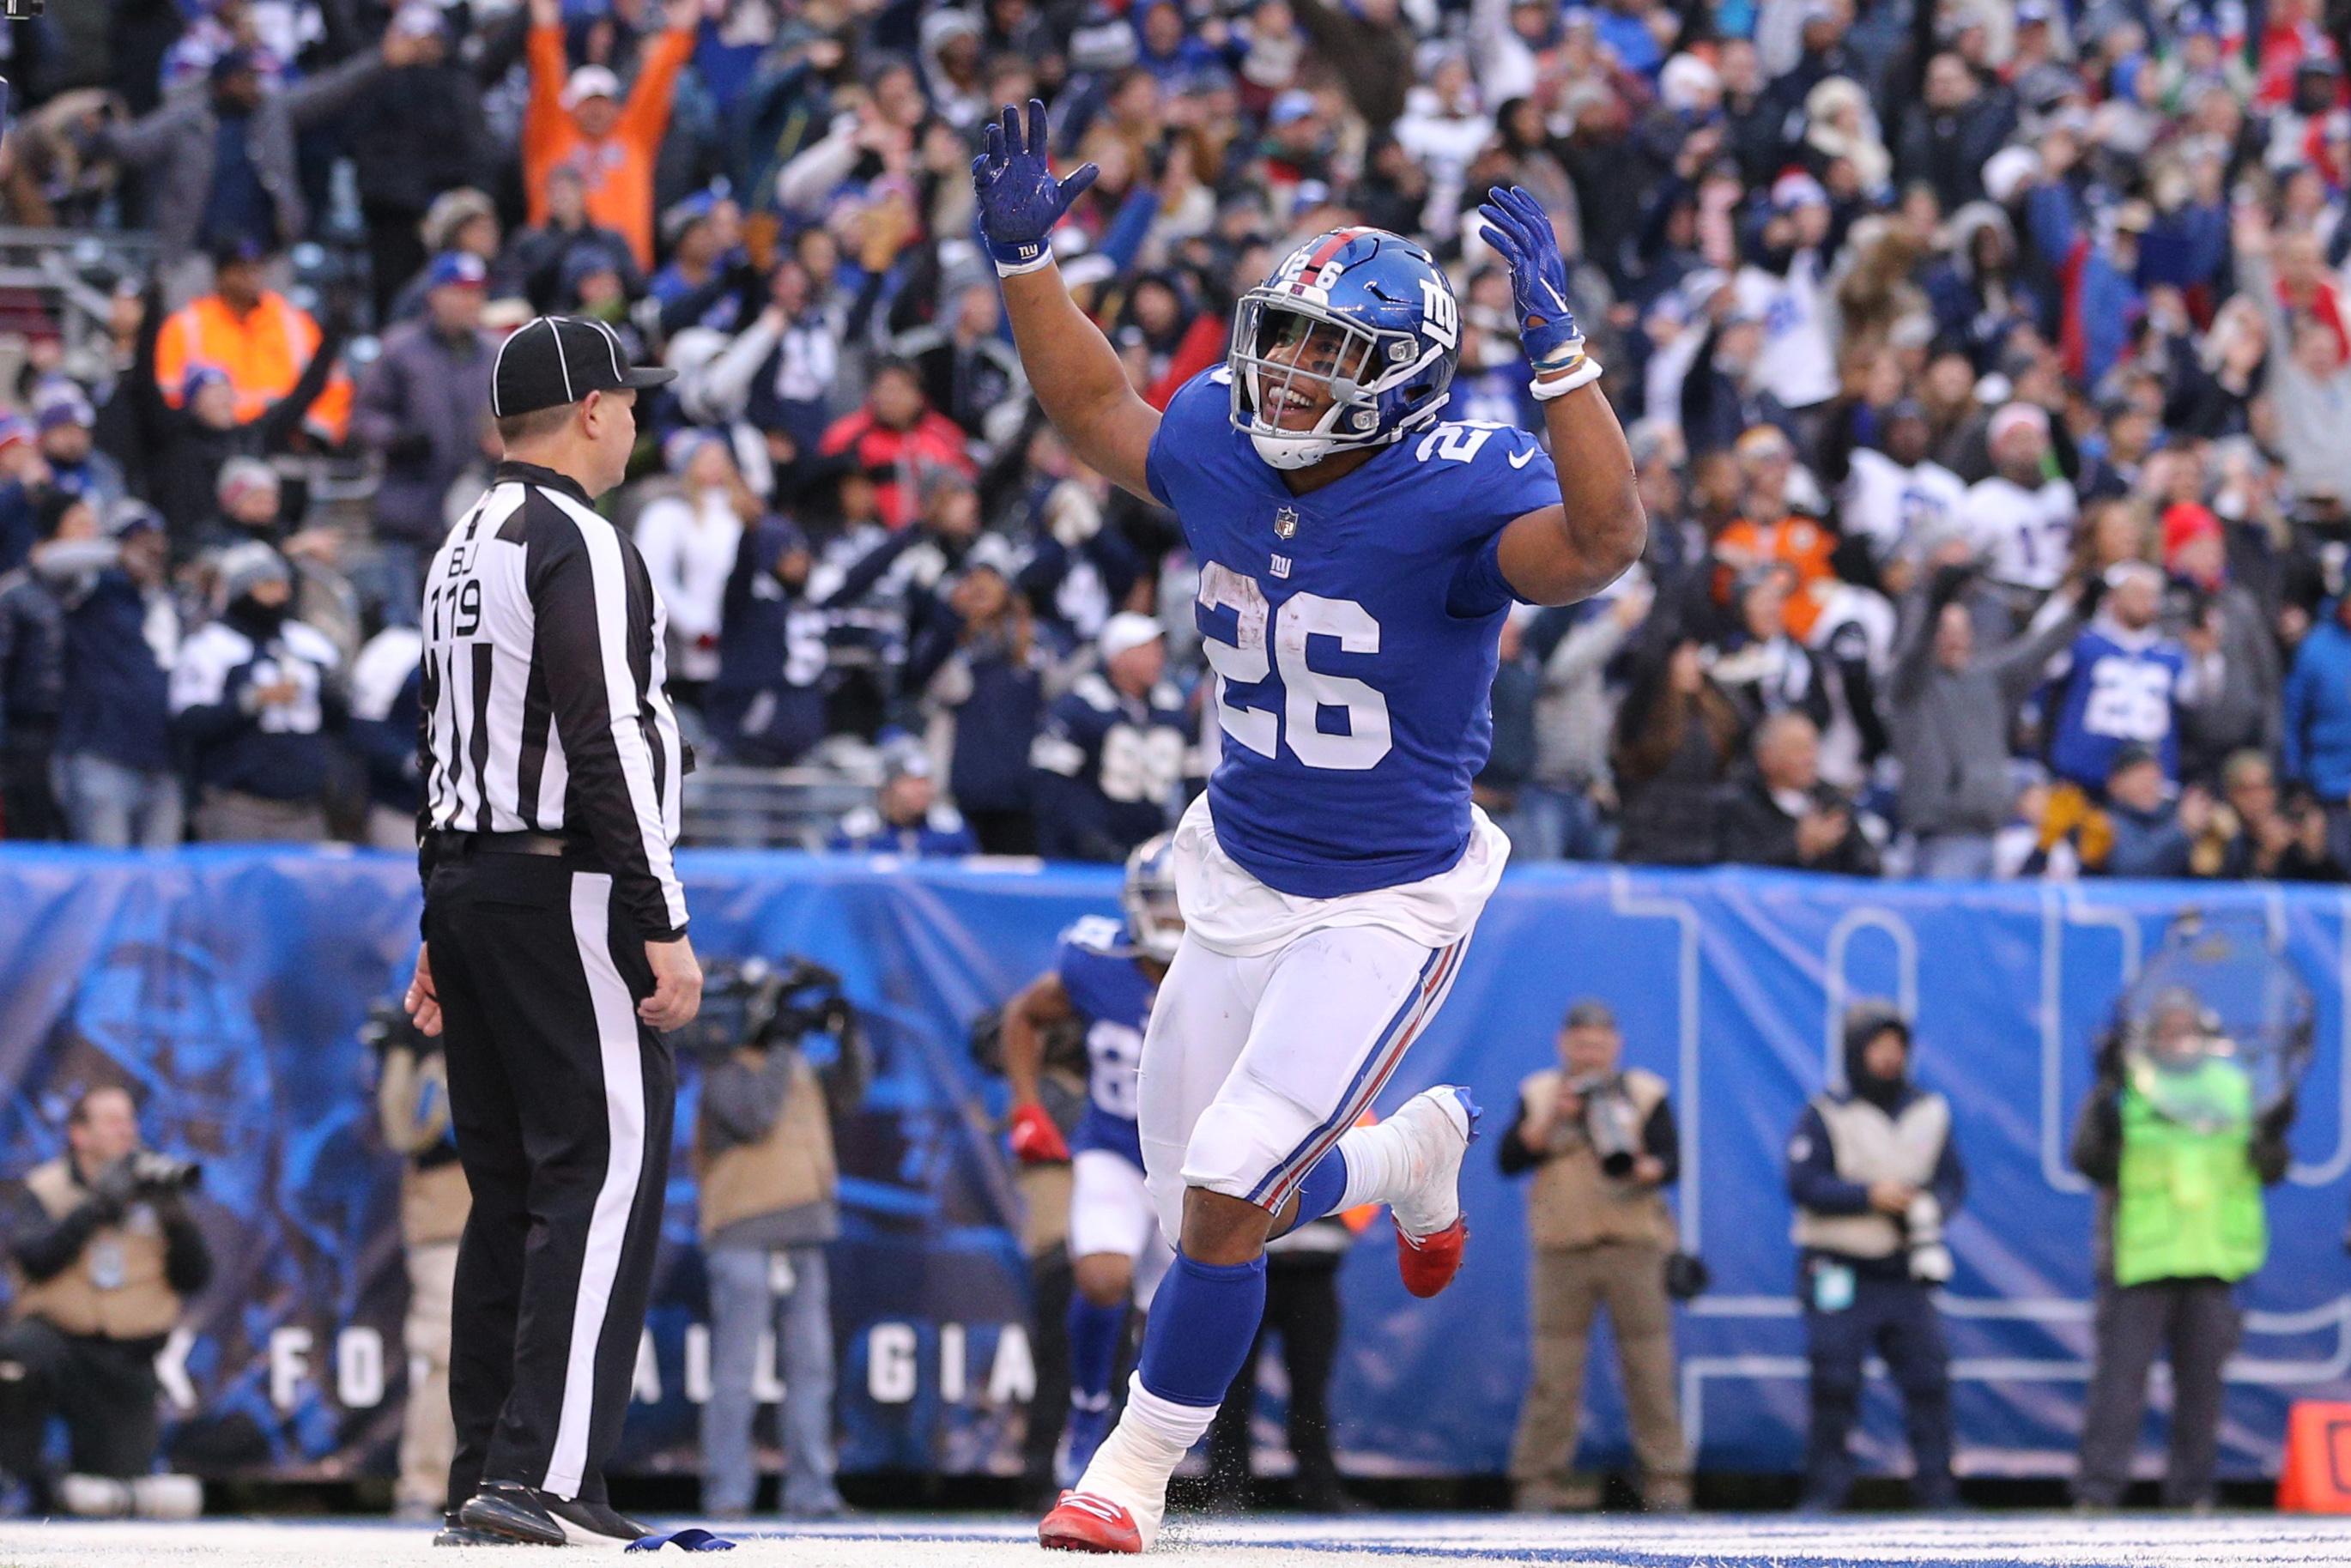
[0,847,2346,1483]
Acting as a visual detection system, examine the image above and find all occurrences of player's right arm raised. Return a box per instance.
[974,100,1160,501]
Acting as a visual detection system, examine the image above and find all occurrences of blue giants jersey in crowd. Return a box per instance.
[2046,622,2190,789]
[1057,916,1155,1166]
[1147,367,1561,898]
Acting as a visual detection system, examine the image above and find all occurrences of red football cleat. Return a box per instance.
[1039,1490,1143,1553]
[1396,1213,1469,1298]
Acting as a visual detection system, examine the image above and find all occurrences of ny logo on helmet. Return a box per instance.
[1419,278,1458,352]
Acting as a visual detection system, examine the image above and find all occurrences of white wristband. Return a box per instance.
[1530,354,1603,400]
[992,249,1054,278]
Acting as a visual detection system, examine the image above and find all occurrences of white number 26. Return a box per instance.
[1197,563,1392,772]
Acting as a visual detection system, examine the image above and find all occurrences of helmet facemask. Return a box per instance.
[1231,294,1428,471]
[1122,832,1183,964]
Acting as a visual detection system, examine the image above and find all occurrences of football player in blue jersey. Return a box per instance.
[974,100,1646,1552]
[1001,835,1182,1488]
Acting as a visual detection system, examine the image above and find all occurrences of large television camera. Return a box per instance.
[668,957,857,1059]
[2099,909,2314,1122]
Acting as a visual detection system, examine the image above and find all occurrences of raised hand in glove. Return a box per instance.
[2075,567,2109,621]
[972,99,1097,277]
[1008,1100,1070,1165]
[1927,561,1977,612]
[1474,184,1590,390]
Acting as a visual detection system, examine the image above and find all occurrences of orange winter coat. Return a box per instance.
[155,290,351,442]
[524,24,694,272]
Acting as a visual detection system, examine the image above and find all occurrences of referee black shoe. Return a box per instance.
[433,1510,522,1547]
[458,1481,650,1547]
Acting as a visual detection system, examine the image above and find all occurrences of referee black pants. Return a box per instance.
[424,851,676,1510]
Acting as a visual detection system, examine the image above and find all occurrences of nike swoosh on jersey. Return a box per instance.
[1508,448,1536,469]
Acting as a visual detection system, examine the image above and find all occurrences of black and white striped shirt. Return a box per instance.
[418,460,689,940]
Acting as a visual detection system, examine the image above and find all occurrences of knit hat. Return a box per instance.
[1986,401,2051,451]
[2161,502,2223,566]
[663,427,723,475]
[660,183,734,249]
[958,531,1020,581]
[216,456,281,511]
[104,498,163,538]
[391,3,445,39]
[421,188,496,255]
[33,385,93,432]
[215,541,291,603]
[878,736,933,783]
[918,464,976,510]
[181,362,233,403]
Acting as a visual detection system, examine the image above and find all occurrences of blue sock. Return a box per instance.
[1135,1250,1267,1408]
[1066,1293,1124,1411]
[1275,1148,1349,1238]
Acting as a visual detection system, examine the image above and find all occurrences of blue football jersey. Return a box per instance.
[1057,915,1155,1166]
[1146,367,1561,897]
[2047,625,2188,790]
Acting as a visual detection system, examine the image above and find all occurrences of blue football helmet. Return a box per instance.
[1228,227,1461,470]
[1121,832,1182,964]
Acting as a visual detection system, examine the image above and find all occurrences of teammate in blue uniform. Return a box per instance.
[1002,836,1181,1486]
[976,100,1645,1551]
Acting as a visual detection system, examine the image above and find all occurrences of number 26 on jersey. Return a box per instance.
[1197,561,1392,772]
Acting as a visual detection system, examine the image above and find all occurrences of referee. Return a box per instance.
[403,315,702,1548]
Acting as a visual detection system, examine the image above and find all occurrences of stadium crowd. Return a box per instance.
[0,0,2348,881]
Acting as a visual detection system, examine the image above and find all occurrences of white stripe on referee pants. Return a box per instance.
[544,870,648,1499]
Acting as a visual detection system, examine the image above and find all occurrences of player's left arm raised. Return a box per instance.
[1477,185,1646,607]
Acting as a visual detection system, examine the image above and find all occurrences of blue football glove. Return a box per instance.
[972,99,1098,277]
[1475,185,1584,372]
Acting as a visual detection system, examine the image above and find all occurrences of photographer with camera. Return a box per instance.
[1786,1002,1966,1511]
[0,1086,209,1517]
[1499,1000,1688,1514]
[688,959,869,1519]
[366,1000,471,1522]
[2069,990,2295,1511]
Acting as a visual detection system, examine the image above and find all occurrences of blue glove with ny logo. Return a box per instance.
[972,99,1098,278]
[1475,184,1596,394]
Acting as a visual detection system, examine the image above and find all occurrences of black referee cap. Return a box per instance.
[490,316,676,418]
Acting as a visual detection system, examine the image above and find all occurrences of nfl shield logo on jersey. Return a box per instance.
[1273,506,1299,539]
